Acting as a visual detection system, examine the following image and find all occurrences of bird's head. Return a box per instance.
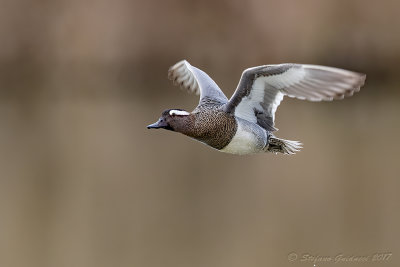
[147,109,191,132]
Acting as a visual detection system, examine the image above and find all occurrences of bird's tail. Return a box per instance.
[266,136,303,155]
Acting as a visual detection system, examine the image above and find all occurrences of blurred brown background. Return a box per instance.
[0,0,399,266]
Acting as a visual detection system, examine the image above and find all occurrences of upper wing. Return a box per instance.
[168,60,228,106]
[224,64,366,131]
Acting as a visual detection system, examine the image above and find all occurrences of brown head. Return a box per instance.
[147,109,192,132]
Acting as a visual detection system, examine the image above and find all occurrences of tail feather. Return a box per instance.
[266,136,303,155]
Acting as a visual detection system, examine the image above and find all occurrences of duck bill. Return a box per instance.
[147,119,167,129]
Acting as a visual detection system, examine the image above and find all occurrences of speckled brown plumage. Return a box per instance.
[175,105,237,150]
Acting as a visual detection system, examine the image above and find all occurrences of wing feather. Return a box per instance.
[224,64,366,131]
[168,60,228,106]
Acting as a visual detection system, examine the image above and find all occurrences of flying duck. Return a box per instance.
[147,60,366,155]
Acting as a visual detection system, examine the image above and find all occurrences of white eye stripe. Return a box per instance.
[169,110,190,116]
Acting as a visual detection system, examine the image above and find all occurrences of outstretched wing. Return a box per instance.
[224,64,366,131]
[168,60,228,106]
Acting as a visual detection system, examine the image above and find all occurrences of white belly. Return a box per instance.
[220,119,267,155]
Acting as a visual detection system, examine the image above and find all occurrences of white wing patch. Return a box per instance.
[234,67,306,123]
[256,67,306,89]
[234,79,265,123]
[169,110,190,116]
